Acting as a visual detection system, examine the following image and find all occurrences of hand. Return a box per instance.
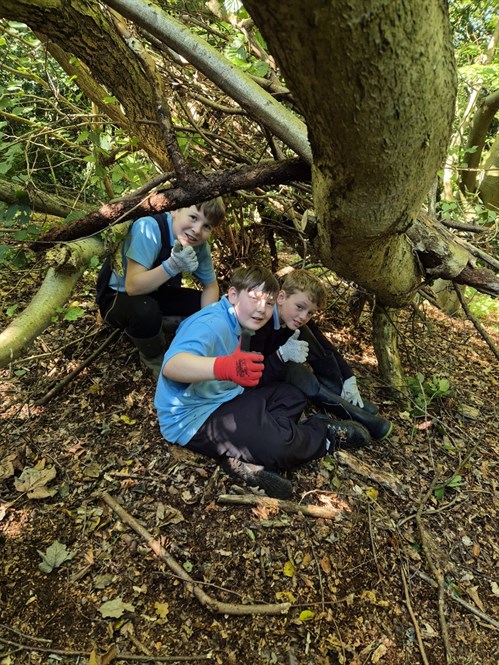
[213,343,264,387]
[341,376,364,408]
[162,240,198,277]
[278,330,309,363]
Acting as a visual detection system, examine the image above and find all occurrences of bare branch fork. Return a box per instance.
[101,491,291,616]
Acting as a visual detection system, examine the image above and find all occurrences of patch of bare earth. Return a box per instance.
[1,270,498,664]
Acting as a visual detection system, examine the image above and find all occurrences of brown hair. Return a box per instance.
[230,265,279,298]
[195,197,226,227]
[281,270,327,309]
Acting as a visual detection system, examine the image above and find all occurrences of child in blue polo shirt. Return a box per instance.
[154,265,370,499]
[97,198,226,377]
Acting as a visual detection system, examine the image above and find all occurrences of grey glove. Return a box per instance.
[162,240,198,277]
[341,376,364,408]
[278,330,309,363]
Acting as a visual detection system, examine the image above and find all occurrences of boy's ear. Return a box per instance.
[276,290,287,305]
[227,286,239,304]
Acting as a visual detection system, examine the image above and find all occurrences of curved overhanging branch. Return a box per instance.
[101,0,312,163]
[0,237,103,368]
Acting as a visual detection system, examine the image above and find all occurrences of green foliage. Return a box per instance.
[465,287,499,327]
[50,305,85,323]
[407,373,452,416]
[434,474,464,501]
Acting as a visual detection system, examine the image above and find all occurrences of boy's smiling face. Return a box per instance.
[277,290,318,330]
[172,205,214,247]
[228,284,276,331]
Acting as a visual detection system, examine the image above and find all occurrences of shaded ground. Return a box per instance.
[1,267,498,665]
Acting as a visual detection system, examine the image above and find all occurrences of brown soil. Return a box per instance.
[1,269,498,665]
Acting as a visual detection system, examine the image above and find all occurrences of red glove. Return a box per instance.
[213,343,264,387]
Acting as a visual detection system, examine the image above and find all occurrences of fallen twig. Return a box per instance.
[101,491,291,616]
[217,493,345,518]
[416,478,452,664]
[34,328,121,406]
[411,567,499,631]
[400,564,430,665]
[0,637,210,661]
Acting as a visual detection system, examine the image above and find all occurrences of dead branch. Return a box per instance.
[101,491,291,616]
[0,636,210,662]
[217,493,344,518]
[334,450,409,498]
[33,159,310,249]
[453,285,499,360]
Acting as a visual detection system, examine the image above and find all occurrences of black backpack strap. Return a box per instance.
[152,212,182,288]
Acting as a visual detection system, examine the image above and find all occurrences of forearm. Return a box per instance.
[163,352,215,382]
[125,263,172,295]
[200,280,219,308]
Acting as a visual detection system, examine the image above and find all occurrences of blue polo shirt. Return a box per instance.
[108,213,216,291]
[154,296,244,445]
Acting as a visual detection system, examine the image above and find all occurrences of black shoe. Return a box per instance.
[221,458,292,500]
[312,414,371,451]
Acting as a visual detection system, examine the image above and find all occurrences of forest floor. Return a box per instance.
[0,265,498,665]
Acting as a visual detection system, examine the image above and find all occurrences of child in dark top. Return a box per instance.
[97,198,226,377]
[154,265,370,499]
[252,269,392,441]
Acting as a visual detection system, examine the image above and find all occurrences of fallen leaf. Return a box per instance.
[155,601,169,619]
[38,540,76,573]
[320,555,331,574]
[283,560,295,577]
[98,597,135,618]
[298,609,315,622]
[15,465,57,499]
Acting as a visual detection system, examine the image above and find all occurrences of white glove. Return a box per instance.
[341,376,364,408]
[278,330,309,363]
[162,240,198,277]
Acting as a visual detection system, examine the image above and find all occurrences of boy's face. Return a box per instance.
[228,284,276,331]
[172,205,214,247]
[277,290,318,330]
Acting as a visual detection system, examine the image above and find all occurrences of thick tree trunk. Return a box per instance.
[243,0,457,305]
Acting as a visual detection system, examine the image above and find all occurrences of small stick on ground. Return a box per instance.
[101,491,291,616]
[411,567,499,631]
[416,478,453,664]
[35,328,121,406]
[400,563,430,665]
[217,493,345,518]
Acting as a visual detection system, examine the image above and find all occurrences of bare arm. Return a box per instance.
[200,280,219,308]
[125,258,171,295]
[163,352,216,381]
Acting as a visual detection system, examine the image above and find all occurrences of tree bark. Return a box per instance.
[0,237,103,368]
[243,0,457,305]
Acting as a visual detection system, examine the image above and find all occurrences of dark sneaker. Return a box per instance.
[312,414,371,451]
[221,458,292,500]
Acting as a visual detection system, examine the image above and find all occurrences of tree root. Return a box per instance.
[101,491,291,616]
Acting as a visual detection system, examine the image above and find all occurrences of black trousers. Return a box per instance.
[99,286,202,338]
[185,382,329,472]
